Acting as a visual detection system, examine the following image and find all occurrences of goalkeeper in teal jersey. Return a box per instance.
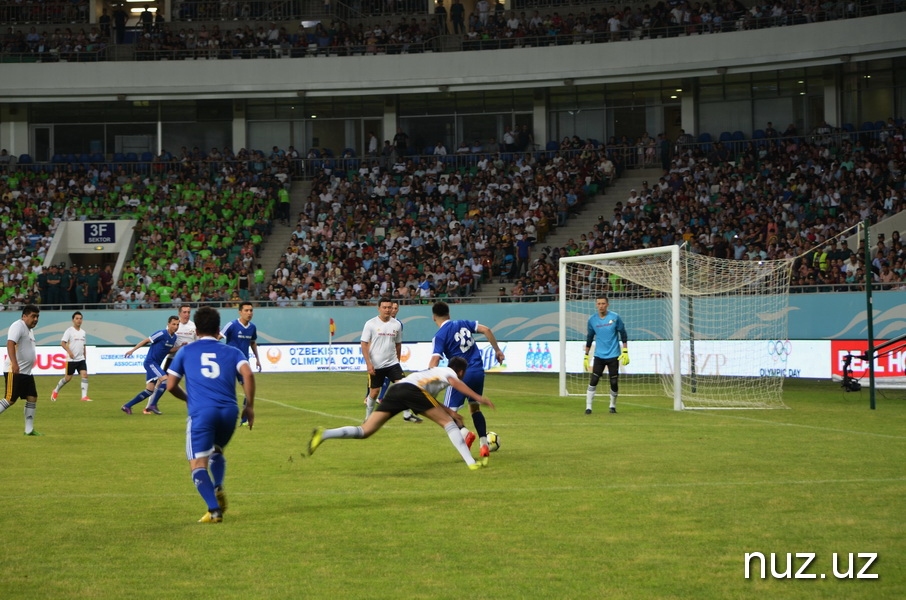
[584,297,628,415]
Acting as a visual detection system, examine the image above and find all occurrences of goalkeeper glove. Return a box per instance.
[619,348,630,366]
[583,354,590,372]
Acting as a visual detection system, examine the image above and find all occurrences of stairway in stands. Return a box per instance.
[471,167,664,302]
[543,167,664,252]
[254,180,311,293]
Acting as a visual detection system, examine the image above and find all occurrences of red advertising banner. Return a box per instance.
[831,340,906,379]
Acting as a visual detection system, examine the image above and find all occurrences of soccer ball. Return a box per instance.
[486,431,500,452]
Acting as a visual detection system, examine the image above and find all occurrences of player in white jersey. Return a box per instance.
[1,305,42,435]
[373,300,421,422]
[360,297,407,421]
[308,357,494,470]
[51,311,91,402]
[173,304,198,354]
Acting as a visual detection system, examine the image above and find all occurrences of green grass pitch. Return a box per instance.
[3,373,905,599]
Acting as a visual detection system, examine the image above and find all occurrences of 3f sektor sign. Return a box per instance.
[84,222,116,244]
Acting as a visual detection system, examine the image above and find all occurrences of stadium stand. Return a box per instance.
[2,2,901,63]
[2,117,905,310]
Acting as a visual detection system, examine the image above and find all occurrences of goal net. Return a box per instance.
[558,246,794,409]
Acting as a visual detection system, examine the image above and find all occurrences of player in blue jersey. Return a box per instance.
[121,316,179,415]
[167,306,255,523]
[308,357,493,470]
[219,302,261,426]
[428,301,505,458]
[584,296,629,415]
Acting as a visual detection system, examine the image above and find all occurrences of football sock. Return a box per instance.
[0,398,10,413]
[324,425,364,440]
[378,379,390,401]
[364,397,375,420]
[460,426,470,441]
[55,378,67,392]
[24,401,36,434]
[125,389,152,408]
[445,422,475,464]
[471,410,487,438]
[586,386,596,411]
[191,467,220,512]
[610,393,617,409]
[209,453,226,488]
[321,425,365,440]
[81,378,89,398]
[147,383,167,408]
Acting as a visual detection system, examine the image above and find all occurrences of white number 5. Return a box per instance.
[201,353,220,378]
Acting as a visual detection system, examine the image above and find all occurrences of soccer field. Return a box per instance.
[3,373,905,599]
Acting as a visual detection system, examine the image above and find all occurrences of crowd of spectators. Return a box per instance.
[3,117,905,311]
[261,131,609,305]
[0,147,286,310]
[504,122,906,301]
[3,0,900,62]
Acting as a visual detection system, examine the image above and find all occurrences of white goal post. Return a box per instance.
[558,245,794,410]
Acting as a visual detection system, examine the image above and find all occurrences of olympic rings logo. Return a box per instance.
[767,340,792,362]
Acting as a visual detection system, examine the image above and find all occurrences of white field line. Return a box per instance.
[482,387,906,441]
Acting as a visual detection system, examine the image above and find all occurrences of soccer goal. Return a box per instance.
[558,245,794,410]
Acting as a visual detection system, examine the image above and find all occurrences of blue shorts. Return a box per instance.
[185,404,240,460]
[144,362,166,384]
[443,368,484,411]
